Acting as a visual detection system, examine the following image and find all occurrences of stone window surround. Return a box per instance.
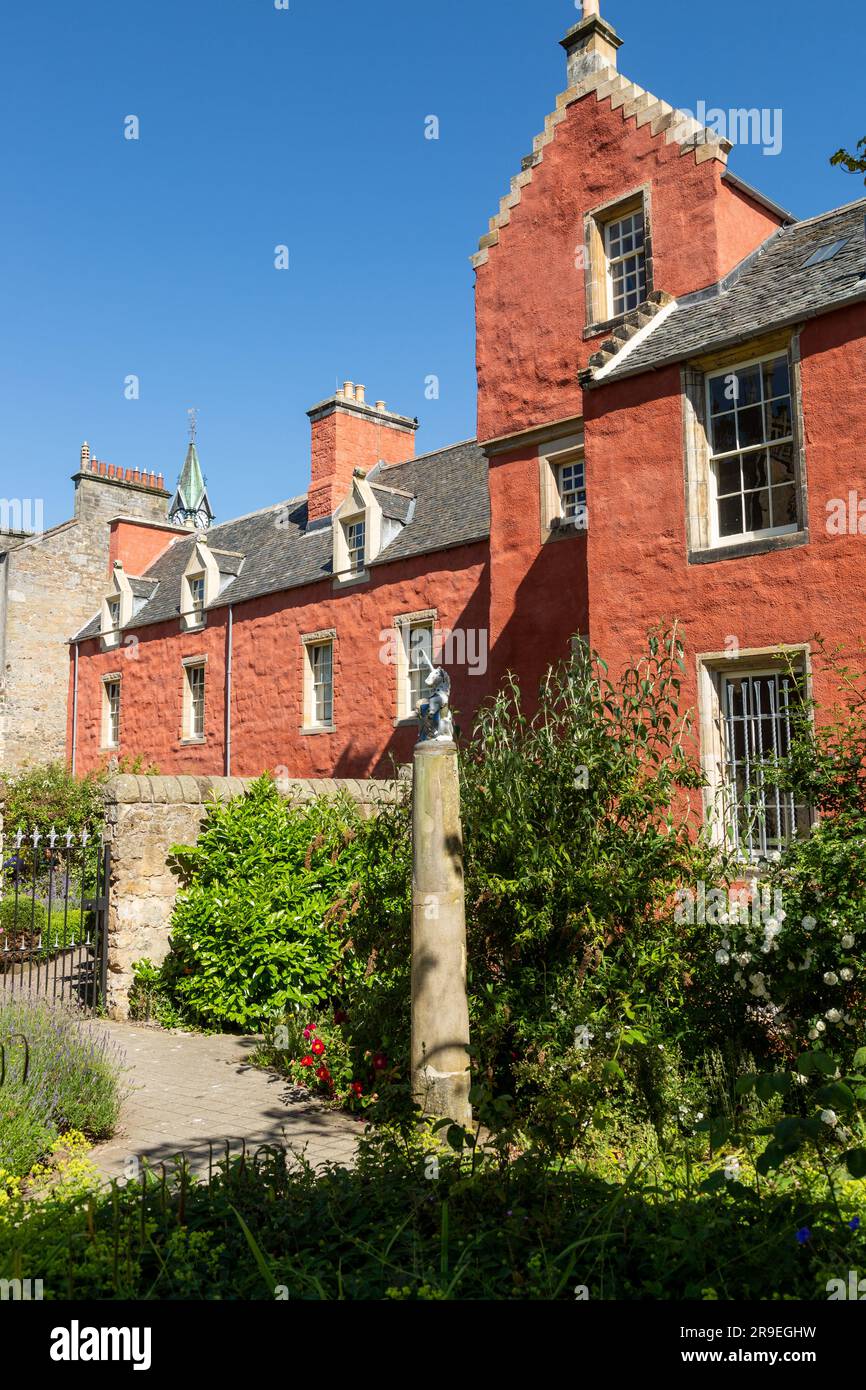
[100,671,122,753]
[696,642,812,859]
[300,629,336,735]
[538,427,587,544]
[682,330,810,565]
[180,653,208,745]
[393,608,438,725]
[583,183,653,338]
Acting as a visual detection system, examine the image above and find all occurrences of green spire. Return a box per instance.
[170,437,214,530]
[177,441,206,511]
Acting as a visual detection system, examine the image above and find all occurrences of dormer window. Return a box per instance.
[100,564,134,650]
[345,518,366,574]
[181,541,221,630]
[333,478,381,586]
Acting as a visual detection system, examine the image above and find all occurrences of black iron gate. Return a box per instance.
[0,830,110,1015]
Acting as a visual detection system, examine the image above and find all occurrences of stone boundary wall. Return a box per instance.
[103,773,407,1019]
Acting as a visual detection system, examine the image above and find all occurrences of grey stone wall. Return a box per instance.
[103,773,405,1019]
[0,470,170,776]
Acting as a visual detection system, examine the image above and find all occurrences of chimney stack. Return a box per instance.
[306,384,419,524]
[560,2,622,88]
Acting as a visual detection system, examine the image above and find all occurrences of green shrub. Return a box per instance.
[0,896,49,939]
[0,999,124,1177]
[161,778,371,1029]
[0,762,105,841]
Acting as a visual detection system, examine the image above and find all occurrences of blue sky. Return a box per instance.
[3,0,865,529]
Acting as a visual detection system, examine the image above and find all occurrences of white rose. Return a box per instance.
[842,934,855,949]
[823,972,839,986]
[820,1110,838,1127]
[825,1009,843,1024]
[840,968,853,982]
[716,949,730,965]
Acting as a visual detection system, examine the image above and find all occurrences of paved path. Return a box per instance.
[88,1021,360,1182]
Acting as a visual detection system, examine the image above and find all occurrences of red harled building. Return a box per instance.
[69,4,866,858]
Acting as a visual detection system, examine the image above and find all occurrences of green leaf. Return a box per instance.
[843,1148,866,1180]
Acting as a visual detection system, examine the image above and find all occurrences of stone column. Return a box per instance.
[410,740,472,1128]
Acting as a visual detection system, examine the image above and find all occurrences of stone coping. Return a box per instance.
[102,774,407,806]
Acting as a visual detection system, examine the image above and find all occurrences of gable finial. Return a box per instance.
[187,407,198,444]
[582,0,601,15]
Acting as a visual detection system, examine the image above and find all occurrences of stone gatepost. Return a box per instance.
[410,739,472,1128]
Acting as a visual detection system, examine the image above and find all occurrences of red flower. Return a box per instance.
[300,1055,314,1067]
[311,1038,326,1056]
[316,1065,332,1084]
[303,1023,317,1040]
[373,1053,388,1071]
[350,1081,363,1097]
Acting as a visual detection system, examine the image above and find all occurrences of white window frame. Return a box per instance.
[301,631,336,733]
[538,432,587,539]
[181,658,207,742]
[101,674,121,750]
[604,208,647,319]
[188,572,206,623]
[394,610,437,723]
[705,351,799,548]
[698,646,812,862]
[344,517,366,575]
[557,457,587,524]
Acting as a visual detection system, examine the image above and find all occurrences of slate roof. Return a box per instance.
[73,439,489,641]
[593,198,866,385]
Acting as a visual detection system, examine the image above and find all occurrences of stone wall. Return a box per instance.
[0,466,170,776]
[103,773,405,1019]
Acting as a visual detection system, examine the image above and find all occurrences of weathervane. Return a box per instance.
[187,407,198,444]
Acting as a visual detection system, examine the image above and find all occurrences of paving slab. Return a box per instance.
[86,1021,361,1182]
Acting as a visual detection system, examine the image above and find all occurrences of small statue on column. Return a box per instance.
[416,650,454,743]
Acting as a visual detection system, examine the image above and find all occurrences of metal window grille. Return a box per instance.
[707,354,797,542]
[310,643,333,725]
[104,680,120,747]
[187,664,206,738]
[408,624,434,711]
[558,459,587,522]
[346,520,365,574]
[721,670,808,858]
[605,210,647,316]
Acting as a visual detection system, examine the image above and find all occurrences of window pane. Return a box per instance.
[737,405,765,451]
[762,356,790,400]
[723,671,803,857]
[736,365,762,407]
[711,412,737,455]
[743,490,771,532]
[766,396,793,439]
[718,495,743,537]
[716,456,741,495]
[770,484,798,528]
[768,444,795,485]
[741,450,768,491]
